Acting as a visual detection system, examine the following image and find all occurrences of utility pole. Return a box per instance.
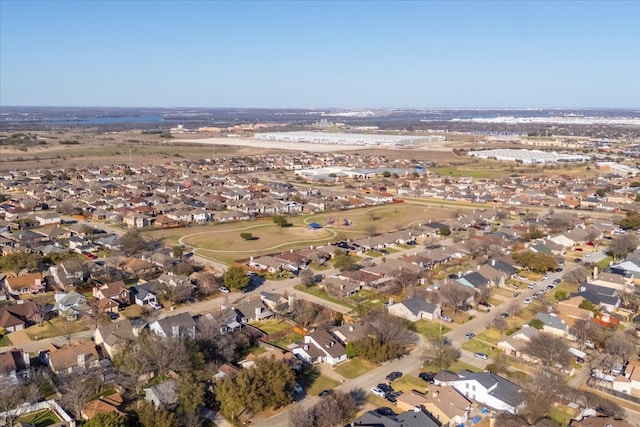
[129,146,132,167]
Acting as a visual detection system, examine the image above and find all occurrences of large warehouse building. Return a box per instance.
[254,131,420,147]
[468,148,588,164]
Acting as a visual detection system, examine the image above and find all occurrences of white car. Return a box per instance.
[371,387,386,398]
[149,301,162,310]
[523,297,533,304]
[218,285,230,294]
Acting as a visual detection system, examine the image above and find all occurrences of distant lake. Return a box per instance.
[50,115,165,125]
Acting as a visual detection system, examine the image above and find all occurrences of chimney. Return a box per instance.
[349,325,354,332]
[77,353,88,368]
[304,344,309,351]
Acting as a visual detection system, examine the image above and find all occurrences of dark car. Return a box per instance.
[478,301,491,308]
[501,312,510,318]
[384,392,399,404]
[457,304,472,312]
[553,278,562,285]
[385,371,403,382]
[108,311,119,320]
[318,390,332,397]
[377,407,395,416]
[377,383,394,394]
[419,372,435,383]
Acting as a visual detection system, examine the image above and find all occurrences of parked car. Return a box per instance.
[474,352,489,360]
[149,301,162,310]
[553,278,562,285]
[418,372,435,383]
[371,387,386,398]
[318,390,332,397]
[385,392,399,404]
[501,312,510,318]
[585,340,595,350]
[465,332,475,339]
[513,292,521,297]
[478,301,491,308]
[527,283,536,289]
[438,313,453,323]
[377,407,395,416]
[108,311,119,320]
[386,371,403,382]
[457,304,472,312]
[377,383,394,394]
[523,297,533,304]
[218,285,230,294]
[294,383,304,394]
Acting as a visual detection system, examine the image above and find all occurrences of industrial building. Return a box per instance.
[467,148,588,164]
[254,131,419,147]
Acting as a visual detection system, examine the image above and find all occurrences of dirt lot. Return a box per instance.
[1,129,468,172]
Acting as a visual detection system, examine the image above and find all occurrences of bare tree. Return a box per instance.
[299,269,315,287]
[572,315,598,350]
[608,233,639,259]
[604,330,637,364]
[438,280,474,313]
[524,332,571,369]
[163,282,192,305]
[492,316,508,336]
[393,270,419,291]
[520,368,561,425]
[420,335,461,370]
[288,406,314,427]
[563,265,589,284]
[194,271,218,297]
[56,372,100,418]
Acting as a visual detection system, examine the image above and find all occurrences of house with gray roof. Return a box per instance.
[534,313,569,337]
[144,380,177,410]
[452,370,525,414]
[351,409,439,427]
[292,328,346,366]
[232,299,273,324]
[388,296,440,322]
[572,283,620,313]
[149,312,196,339]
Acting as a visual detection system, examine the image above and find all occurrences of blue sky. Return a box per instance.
[1,1,638,108]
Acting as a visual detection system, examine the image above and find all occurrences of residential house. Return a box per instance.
[556,296,595,327]
[456,271,491,290]
[239,346,303,371]
[50,258,87,290]
[330,323,370,345]
[145,380,177,410]
[213,363,241,380]
[0,348,31,385]
[451,370,526,414]
[572,283,621,313]
[34,212,61,227]
[149,312,196,339]
[92,280,130,313]
[292,328,346,366]
[5,272,46,296]
[81,392,125,421]
[232,299,273,324]
[259,291,290,313]
[54,291,89,320]
[351,409,440,427]
[534,313,569,337]
[44,341,100,374]
[396,385,471,427]
[611,359,640,397]
[130,281,162,307]
[197,309,243,335]
[497,327,540,362]
[94,318,145,358]
[0,301,39,332]
[388,297,440,322]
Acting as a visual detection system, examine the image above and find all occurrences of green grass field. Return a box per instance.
[414,320,451,338]
[293,285,355,309]
[147,203,453,265]
[252,319,293,335]
[391,374,429,393]
[25,317,89,340]
[333,357,378,379]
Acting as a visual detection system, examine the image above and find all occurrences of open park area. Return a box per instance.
[146,203,453,264]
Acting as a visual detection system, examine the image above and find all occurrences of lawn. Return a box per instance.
[462,339,502,360]
[414,320,450,338]
[147,203,454,264]
[493,287,518,298]
[549,404,578,426]
[26,317,89,340]
[293,285,355,309]
[252,319,292,335]
[475,328,502,345]
[391,374,429,393]
[0,334,12,346]
[17,410,60,427]
[268,332,304,349]
[333,357,378,379]
[120,304,144,320]
[301,373,341,397]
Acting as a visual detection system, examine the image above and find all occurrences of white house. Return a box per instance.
[292,329,346,366]
[388,297,440,322]
[452,370,526,414]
